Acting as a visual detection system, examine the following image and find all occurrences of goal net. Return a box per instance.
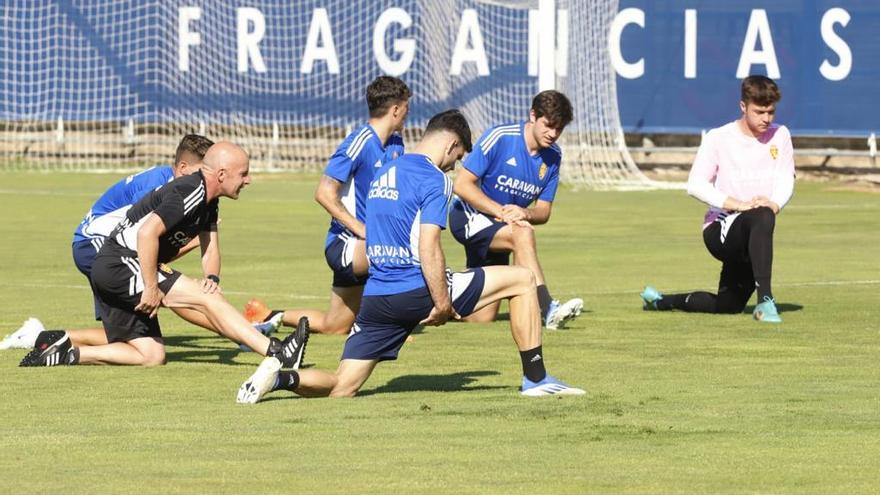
[0,0,657,189]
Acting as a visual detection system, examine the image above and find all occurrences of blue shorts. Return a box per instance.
[449,200,510,268]
[72,238,105,320]
[325,234,367,287]
[342,268,486,362]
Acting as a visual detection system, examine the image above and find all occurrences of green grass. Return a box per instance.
[0,172,878,494]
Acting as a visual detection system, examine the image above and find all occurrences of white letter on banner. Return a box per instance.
[609,8,644,79]
[301,8,340,74]
[178,7,201,72]
[450,9,489,76]
[819,8,852,81]
[684,9,697,79]
[374,8,415,76]
[736,10,780,79]
[237,8,267,73]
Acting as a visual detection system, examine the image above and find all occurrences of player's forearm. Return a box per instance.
[200,233,221,278]
[687,175,727,209]
[419,243,451,311]
[527,205,551,225]
[455,180,503,218]
[315,184,366,237]
[769,171,795,212]
[136,233,161,289]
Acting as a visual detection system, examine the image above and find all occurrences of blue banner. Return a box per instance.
[615,1,880,136]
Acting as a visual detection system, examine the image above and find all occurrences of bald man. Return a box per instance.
[20,142,308,368]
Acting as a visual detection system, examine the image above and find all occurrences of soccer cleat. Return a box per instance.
[545,298,584,330]
[268,317,309,369]
[239,312,285,352]
[640,286,663,311]
[18,330,72,367]
[520,375,587,397]
[753,296,782,323]
[243,298,271,324]
[236,356,282,404]
[0,317,45,350]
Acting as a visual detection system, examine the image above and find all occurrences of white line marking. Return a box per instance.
[0,282,324,300]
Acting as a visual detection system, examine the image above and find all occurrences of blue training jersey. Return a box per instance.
[363,154,453,296]
[324,124,405,246]
[72,165,174,243]
[459,121,561,208]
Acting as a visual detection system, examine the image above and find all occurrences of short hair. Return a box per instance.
[531,90,573,129]
[366,76,412,118]
[741,75,781,106]
[424,109,472,153]
[174,134,214,164]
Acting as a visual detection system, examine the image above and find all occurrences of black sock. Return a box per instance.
[67,347,80,365]
[520,346,547,382]
[536,285,553,318]
[754,279,773,302]
[274,371,300,392]
[266,310,283,323]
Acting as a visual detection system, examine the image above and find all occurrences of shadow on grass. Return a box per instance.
[258,370,508,403]
[358,370,506,396]
[744,302,804,313]
[164,334,249,366]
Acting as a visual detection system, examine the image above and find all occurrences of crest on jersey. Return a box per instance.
[769,145,778,160]
[158,263,173,274]
[538,163,547,179]
[392,151,399,159]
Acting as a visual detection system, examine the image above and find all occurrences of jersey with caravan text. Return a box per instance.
[103,171,218,263]
[73,166,174,243]
[459,121,561,208]
[363,154,453,296]
[324,124,405,246]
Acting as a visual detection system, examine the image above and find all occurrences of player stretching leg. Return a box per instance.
[448,90,583,329]
[237,110,585,403]
[19,143,306,367]
[1,135,280,351]
[640,76,795,323]
[243,76,411,335]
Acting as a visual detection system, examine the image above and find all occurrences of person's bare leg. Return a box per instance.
[162,276,271,354]
[78,336,166,366]
[68,306,218,347]
[488,224,547,285]
[294,359,378,398]
[472,266,542,351]
[280,286,361,335]
[461,300,501,323]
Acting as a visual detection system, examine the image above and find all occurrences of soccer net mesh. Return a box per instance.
[0,0,659,189]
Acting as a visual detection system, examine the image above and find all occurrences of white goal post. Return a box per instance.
[0,0,661,189]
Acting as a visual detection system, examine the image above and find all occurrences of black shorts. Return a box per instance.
[325,234,367,287]
[449,200,510,268]
[90,252,182,343]
[342,268,486,362]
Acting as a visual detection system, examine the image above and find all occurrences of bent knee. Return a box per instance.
[141,351,166,367]
[752,206,776,227]
[329,387,358,398]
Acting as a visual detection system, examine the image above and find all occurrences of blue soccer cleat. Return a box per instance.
[544,298,584,330]
[753,296,782,323]
[520,374,586,397]
[640,286,663,310]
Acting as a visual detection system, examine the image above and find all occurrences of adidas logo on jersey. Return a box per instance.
[506,157,517,166]
[368,166,399,200]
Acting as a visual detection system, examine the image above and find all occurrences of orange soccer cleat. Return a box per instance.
[243,298,272,323]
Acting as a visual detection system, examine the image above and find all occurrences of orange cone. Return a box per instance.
[243,298,271,323]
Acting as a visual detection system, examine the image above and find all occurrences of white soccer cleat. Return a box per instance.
[239,312,286,352]
[236,356,282,404]
[0,317,45,350]
[520,375,587,397]
[545,298,584,330]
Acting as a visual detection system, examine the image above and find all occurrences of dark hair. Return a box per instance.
[531,90,573,129]
[174,134,214,164]
[741,75,781,106]
[366,76,412,118]
[424,109,472,152]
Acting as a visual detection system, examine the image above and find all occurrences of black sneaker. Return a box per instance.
[19,330,72,367]
[267,317,309,369]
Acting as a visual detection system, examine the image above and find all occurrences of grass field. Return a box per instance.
[0,171,878,494]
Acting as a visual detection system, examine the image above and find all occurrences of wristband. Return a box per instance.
[206,274,220,284]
